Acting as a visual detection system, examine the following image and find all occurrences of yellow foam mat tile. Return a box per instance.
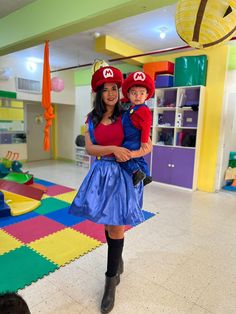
[0,230,22,255]
[42,194,50,200]
[28,228,101,266]
[54,190,77,203]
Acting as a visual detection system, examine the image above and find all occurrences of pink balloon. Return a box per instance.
[51,77,64,92]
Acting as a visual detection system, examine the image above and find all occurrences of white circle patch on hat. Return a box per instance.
[133,72,146,81]
[103,68,114,78]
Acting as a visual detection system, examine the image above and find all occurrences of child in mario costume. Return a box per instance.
[121,71,155,186]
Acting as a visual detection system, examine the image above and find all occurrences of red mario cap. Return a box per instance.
[91,66,123,92]
[122,71,155,101]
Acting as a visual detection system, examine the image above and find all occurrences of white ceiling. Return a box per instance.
[1,2,186,70]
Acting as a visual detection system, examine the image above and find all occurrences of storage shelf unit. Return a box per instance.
[75,147,91,168]
[146,86,205,189]
[0,99,26,144]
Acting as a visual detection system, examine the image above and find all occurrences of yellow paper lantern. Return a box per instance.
[175,0,236,49]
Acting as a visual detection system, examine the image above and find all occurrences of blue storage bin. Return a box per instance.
[155,75,173,88]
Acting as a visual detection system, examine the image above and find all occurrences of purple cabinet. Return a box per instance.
[152,146,172,184]
[171,148,195,188]
[144,152,151,171]
[152,146,195,188]
[0,133,12,144]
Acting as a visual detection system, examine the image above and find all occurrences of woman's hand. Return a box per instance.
[130,138,153,158]
[113,147,132,162]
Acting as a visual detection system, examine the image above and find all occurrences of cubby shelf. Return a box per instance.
[146,85,205,189]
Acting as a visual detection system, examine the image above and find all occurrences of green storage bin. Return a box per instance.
[229,152,236,161]
[174,55,207,87]
[229,160,236,168]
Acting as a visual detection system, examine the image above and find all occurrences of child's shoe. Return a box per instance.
[143,176,152,186]
[133,170,146,186]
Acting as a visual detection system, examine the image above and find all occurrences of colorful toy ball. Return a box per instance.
[51,77,64,92]
[175,0,236,49]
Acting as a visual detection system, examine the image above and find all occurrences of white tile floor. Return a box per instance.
[18,160,236,314]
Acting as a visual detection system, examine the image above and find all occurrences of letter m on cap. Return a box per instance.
[103,68,114,78]
[134,72,146,81]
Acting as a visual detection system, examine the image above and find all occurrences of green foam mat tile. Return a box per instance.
[0,246,58,293]
[34,197,70,215]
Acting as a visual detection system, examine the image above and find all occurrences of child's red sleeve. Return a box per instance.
[130,107,152,143]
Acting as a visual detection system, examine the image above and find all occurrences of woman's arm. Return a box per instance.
[85,131,132,162]
[130,137,153,158]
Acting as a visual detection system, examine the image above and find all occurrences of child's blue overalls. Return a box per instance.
[121,104,150,176]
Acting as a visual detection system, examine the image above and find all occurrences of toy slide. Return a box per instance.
[0,190,11,217]
[3,172,33,184]
[0,179,44,201]
[1,190,41,216]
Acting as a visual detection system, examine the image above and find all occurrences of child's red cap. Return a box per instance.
[122,71,155,100]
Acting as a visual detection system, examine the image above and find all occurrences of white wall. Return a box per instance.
[74,85,92,138]
[216,70,236,189]
[73,85,92,160]
[0,54,76,161]
[57,104,75,160]
[224,71,236,154]
[0,54,75,105]
[0,144,27,160]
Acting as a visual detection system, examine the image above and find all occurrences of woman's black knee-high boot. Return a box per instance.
[101,236,124,314]
[105,230,124,279]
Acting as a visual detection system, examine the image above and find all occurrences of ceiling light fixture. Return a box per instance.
[94,32,101,38]
[27,57,43,63]
[26,61,37,72]
[158,26,168,40]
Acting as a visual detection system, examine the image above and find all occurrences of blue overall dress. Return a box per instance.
[121,104,150,176]
[69,117,144,226]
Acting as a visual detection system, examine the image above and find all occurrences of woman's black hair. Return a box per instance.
[89,84,121,127]
[0,293,31,314]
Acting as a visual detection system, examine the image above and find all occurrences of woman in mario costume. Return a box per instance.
[121,71,155,186]
[69,66,152,314]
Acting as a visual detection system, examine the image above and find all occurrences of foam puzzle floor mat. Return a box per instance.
[0,178,156,293]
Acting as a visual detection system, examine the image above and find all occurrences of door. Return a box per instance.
[25,102,52,161]
[171,148,195,188]
[152,146,172,184]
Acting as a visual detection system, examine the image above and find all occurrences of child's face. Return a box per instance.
[128,86,148,105]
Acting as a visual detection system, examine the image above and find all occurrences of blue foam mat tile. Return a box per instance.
[0,211,39,228]
[34,178,56,187]
[222,185,236,191]
[132,209,155,226]
[45,207,87,226]
[142,209,155,220]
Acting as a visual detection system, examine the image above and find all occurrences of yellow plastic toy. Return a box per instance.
[92,59,109,74]
[175,0,236,49]
[2,190,41,216]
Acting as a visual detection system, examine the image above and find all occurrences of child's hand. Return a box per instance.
[113,147,132,162]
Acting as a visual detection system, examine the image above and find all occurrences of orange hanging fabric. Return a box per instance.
[42,40,54,151]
